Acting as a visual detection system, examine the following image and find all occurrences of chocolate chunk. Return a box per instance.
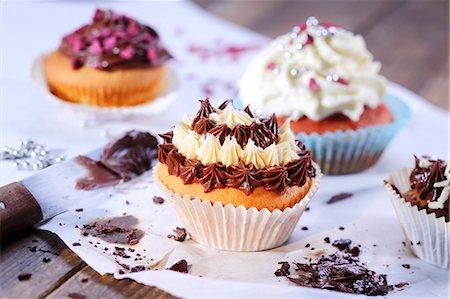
[168,259,189,273]
[284,252,393,296]
[152,196,165,204]
[168,227,187,242]
[347,246,360,257]
[18,273,32,281]
[67,292,86,299]
[324,237,331,243]
[72,242,81,247]
[401,264,410,269]
[327,192,353,204]
[42,257,51,263]
[274,262,290,277]
[332,239,352,251]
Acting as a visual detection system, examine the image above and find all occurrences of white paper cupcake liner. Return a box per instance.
[153,163,321,251]
[385,167,449,268]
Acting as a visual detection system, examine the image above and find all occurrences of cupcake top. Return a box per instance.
[239,16,387,122]
[403,156,449,220]
[59,9,171,70]
[157,99,315,195]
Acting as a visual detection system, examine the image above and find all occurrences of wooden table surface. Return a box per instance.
[1,1,448,299]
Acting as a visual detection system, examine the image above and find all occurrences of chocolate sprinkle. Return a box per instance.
[327,192,353,204]
[152,196,165,204]
[67,292,86,299]
[18,273,32,281]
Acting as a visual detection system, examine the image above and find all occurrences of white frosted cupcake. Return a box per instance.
[385,156,449,268]
[239,17,409,174]
[154,99,321,251]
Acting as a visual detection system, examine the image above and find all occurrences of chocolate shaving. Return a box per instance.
[284,252,393,296]
[327,192,353,204]
[168,259,189,273]
[168,227,187,242]
[274,262,290,277]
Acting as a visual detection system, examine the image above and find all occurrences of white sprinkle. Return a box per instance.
[284,52,292,59]
[276,43,284,51]
[306,16,319,27]
[295,42,303,50]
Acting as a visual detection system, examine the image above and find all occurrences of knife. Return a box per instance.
[0,147,106,238]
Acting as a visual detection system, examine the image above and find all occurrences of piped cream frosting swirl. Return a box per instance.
[171,103,300,169]
[239,16,387,121]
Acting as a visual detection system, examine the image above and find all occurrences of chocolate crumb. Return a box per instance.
[305,207,310,211]
[348,246,360,257]
[327,192,353,204]
[305,243,311,248]
[31,240,38,243]
[72,242,81,247]
[42,257,51,263]
[168,227,187,242]
[81,278,89,283]
[75,208,84,212]
[401,264,410,269]
[18,273,32,281]
[29,246,37,252]
[118,269,125,274]
[68,292,86,299]
[131,265,147,272]
[416,241,421,245]
[125,200,130,205]
[339,226,345,230]
[332,239,351,251]
[153,196,165,204]
[168,259,189,273]
[301,226,308,231]
[402,241,406,246]
[324,237,330,243]
[395,282,409,289]
[274,262,290,277]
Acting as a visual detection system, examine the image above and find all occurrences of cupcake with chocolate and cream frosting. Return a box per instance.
[154,99,321,251]
[239,16,409,174]
[44,9,172,107]
[385,156,449,268]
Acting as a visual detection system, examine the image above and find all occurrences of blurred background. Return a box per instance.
[195,0,449,110]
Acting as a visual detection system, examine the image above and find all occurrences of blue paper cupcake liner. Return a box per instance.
[295,95,410,174]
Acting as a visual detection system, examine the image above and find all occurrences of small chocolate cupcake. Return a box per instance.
[44,9,172,107]
[385,156,449,268]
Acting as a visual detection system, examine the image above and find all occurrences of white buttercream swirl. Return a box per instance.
[239,18,387,121]
[209,104,255,128]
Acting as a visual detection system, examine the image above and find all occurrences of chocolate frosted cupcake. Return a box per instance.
[44,9,171,107]
[239,16,409,174]
[385,156,449,268]
[154,99,321,251]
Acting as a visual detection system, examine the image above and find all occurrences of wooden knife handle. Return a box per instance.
[0,182,43,238]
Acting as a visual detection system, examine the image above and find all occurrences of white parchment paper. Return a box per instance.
[1,2,449,298]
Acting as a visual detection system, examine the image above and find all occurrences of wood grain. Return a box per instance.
[0,2,448,299]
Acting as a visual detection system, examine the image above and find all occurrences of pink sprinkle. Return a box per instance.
[90,40,103,55]
[298,22,307,31]
[72,38,83,52]
[93,9,104,22]
[114,31,126,39]
[304,34,314,46]
[188,43,260,63]
[309,78,320,92]
[143,32,155,43]
[103,37,116,50]
[321,21,340,28]
[336,77,350,85]
[100,28,111,37]
[266,62,276,70]
[120,46,135,59]
[127,23,139,37]
[147,48,157,61]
